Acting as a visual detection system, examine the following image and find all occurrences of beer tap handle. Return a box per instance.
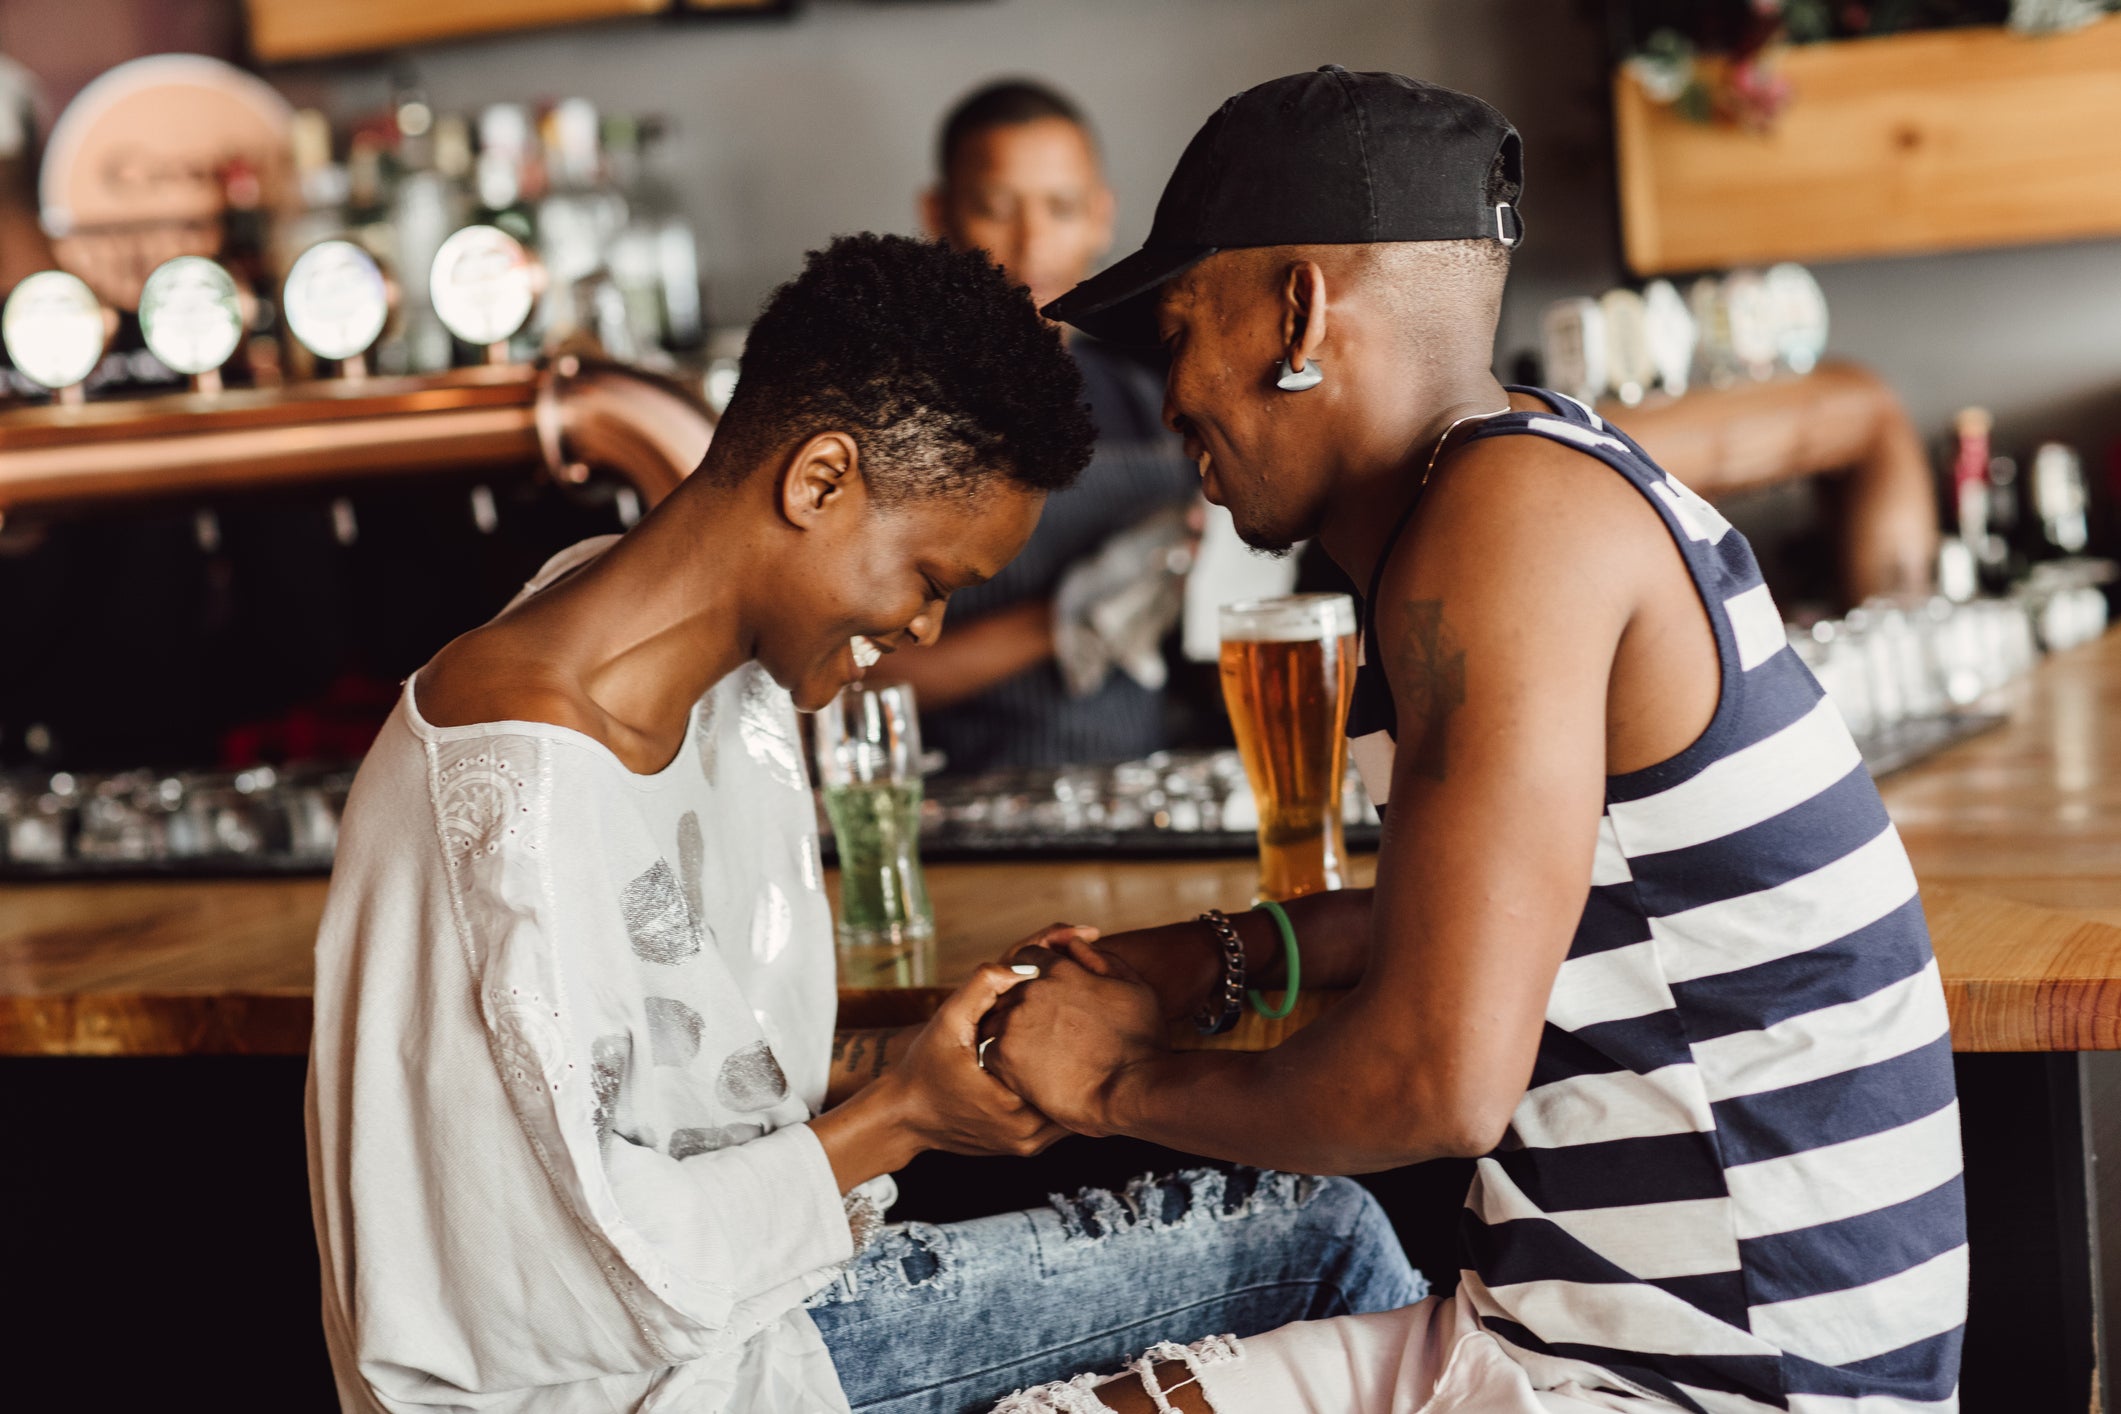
[139,256,244,393]
[283,239,391,382]
[1,270,110,405]
[430,225,541,368]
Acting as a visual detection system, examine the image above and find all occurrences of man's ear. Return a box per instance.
[920,186,949,242]
[1280,260,1329,373]
[778,431,862,529]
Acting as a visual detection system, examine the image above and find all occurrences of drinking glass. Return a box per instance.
[813,681,935,985]
[1218,594,1359,901]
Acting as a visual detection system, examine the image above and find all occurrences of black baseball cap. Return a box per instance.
[1044,66,1523,346]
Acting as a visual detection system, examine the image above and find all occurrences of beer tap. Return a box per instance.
[1,269,112,407]
[429,224,542,366]
[137,255,244,395]
[282,238,391,381]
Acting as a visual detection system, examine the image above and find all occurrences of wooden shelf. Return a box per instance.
[245,0,777,63]
[1615,18,2121,273]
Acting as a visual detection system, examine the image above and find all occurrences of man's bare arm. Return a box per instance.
[1051,889,1376,1023]
[990,438,1661,1172]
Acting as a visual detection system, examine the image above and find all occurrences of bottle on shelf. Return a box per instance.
[387,90,466,374]
[471,104,542,361]
[536,97,628,345]
[611,113,704,352]
[2030,442,2091,558]
[474,103,540,247]
[217,154,281,388]
[1950,408,1995,549]
[283,109,350,256]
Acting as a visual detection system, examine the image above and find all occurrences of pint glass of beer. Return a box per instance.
[1218,593,1358,901]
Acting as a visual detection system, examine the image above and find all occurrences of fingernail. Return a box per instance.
[1010,964,1040,976]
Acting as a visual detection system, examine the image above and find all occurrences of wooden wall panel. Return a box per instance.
[246,0,683,63]
[1615,18,2121,273]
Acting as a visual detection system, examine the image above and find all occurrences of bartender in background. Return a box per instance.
[871,80,1198,771]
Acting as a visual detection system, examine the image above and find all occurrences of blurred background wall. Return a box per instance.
[266,0,2121,455]
[5,0,2119,456]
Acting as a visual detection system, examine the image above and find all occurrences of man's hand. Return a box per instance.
[1005,921,1102,962]
[812,963,1072,1194]
[983,949,1168,1137]
[1007,920,1217,1022]
[888,964,1072,1158]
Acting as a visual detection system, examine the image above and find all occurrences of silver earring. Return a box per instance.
[1276,357,1323,392]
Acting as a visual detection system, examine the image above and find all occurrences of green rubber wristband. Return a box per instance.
[1246,899,1302,1020]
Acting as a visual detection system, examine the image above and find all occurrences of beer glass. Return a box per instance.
[1219,594,1358,901]
[812,681,935,985]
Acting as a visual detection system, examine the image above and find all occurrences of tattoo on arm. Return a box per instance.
[1396,599,1466,782]
[831,1029,895,1080]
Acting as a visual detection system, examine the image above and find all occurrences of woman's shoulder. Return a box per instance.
[415,637,609,742]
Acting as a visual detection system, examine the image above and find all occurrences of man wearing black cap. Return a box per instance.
[986,68,1964,1414]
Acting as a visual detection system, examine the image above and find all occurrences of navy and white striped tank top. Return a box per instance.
[1348,389,1966,1413]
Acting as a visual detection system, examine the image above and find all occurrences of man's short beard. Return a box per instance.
[1229,496,1316,558]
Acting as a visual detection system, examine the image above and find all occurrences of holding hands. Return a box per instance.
[814,915,1240,1193]
[887,956,1073,1159]
[812,922,1097,1190]
[979,932,1170,1137]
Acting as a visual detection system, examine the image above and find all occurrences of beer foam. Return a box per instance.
[1219,593,1356,642]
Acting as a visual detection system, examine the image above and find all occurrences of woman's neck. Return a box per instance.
[502,489,758,741]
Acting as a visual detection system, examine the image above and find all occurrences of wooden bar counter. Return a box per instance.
[6,629,2121,1058]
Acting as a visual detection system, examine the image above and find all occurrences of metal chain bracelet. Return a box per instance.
[1192,909,1247,1035]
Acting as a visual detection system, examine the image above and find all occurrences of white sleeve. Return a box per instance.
[438,733,852,1371]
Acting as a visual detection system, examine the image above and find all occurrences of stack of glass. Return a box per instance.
[0,765,352,872]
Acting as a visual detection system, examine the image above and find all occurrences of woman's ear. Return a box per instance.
[1280,260,1329,373]
[778,431,861,528]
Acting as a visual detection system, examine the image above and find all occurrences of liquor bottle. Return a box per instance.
[474,104,539,246]
[630,114,704,350]
[218,155,281,387]
[345,130,390,237]
[278,110,353,382]
[283,110,350,256]
[388,97,465,373]
[535,97,627,342]
[1951,408,1993,549]
[2030,442,2090,557]
[602,113,665,355]
[1980,453,2024,593]
[467,105,543,362]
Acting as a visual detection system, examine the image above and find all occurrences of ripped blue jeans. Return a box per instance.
[807,1168,1424,1414]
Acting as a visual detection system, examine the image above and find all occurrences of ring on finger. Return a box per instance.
[976,1036,997,1072]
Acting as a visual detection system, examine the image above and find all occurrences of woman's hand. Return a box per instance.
[983,948,1169,1138]
[812,962,1068,1191]
[891,963,1072,1157]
